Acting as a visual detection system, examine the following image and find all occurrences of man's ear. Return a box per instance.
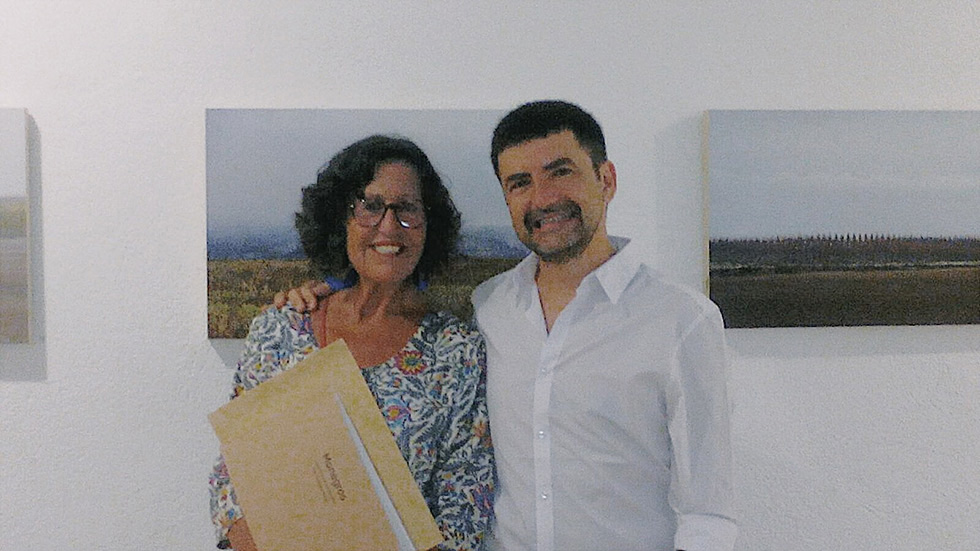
[599,160,617,204]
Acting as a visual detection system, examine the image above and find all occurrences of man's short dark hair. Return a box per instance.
[490,100,607,177]
[295,134,460,284]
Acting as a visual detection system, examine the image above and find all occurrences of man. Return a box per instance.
[474,100,735,551]
[279,100,737,550]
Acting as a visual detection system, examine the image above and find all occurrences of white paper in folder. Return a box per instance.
[334,393,415,550]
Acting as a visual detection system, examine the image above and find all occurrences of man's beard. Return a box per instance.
[522,200,597,264]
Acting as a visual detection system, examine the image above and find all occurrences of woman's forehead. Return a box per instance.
[364,161,422,197]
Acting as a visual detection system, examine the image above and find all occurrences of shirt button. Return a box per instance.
[540,493,548,500]
[537,430,546,439]
[539,366,547,373]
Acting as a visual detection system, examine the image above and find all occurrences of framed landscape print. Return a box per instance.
[0,109,30,343]
[207,109,524,338]
[705,110,979,328]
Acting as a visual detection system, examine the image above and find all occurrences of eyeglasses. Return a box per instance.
[350,196,426,229]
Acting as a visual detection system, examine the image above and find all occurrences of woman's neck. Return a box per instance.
[317,279,426,368]
[338,279,425,324]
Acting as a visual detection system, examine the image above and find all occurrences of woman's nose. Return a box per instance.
[376,207,404,231]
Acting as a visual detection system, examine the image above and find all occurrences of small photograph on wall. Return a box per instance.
[705,110,980,328]
[0,109,29,343]
[207,108,525,339]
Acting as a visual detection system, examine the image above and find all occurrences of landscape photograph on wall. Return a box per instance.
[207,108,525,338]
[0,109,29,343]
[705,110,979,328]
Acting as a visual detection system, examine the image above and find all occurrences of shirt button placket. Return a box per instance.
[533,345,558,551]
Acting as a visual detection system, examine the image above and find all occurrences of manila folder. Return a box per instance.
[209,340,443,551]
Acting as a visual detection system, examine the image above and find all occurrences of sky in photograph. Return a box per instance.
[0,109,27,198]
[707,110,980,240]
[207,108,510,237]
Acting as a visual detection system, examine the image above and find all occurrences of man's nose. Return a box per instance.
[529,177,560,207]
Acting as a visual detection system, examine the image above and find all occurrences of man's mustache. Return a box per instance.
[523,201,582,232]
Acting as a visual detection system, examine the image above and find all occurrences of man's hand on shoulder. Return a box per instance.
[272,280,334,312]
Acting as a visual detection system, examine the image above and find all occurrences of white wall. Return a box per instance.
[2,2,978,549]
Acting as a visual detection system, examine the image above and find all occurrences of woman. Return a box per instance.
[209,135,494,550]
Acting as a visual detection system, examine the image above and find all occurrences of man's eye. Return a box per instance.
[363,200,386,213]
[552,167,573,177]
[507,179,530,192]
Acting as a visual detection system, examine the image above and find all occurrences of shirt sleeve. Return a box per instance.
[207,306,312,547]
[668,305,738,551]
[430,324,496,551]
[208,453,243,546]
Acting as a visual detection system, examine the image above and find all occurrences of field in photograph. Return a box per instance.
[710,236,980,327]
[712,266,979,327]
[208,256,520,338]
[0,237,29,343]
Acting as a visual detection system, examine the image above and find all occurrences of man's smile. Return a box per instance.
[524,201,582,232]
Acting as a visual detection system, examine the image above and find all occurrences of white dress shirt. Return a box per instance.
[472,238,737,551]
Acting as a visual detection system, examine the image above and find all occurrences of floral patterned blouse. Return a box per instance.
[209,306,495,550]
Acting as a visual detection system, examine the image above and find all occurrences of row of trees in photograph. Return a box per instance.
[710,235,980,274]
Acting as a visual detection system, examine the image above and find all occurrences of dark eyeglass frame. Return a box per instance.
[349,195,427,229]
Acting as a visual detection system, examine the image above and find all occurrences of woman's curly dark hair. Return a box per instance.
[295,135,461,285]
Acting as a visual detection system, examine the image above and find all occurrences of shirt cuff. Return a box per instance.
[674,513,738,551]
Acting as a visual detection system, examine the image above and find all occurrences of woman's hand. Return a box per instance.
[272,280,334,312]
[227,518,258,551]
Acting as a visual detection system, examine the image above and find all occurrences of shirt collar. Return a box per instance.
[590,236,639,304]
[508,250,541,312]
[507,236,640,307]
